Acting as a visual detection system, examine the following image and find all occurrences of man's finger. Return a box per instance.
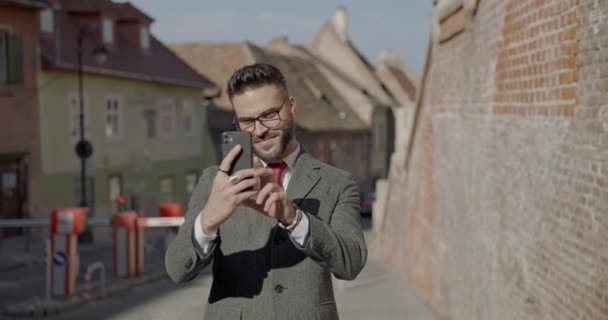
[264,192,281,212]
[219,145,242,174]
[227,177,259,194]
[232,167,272,181]
[253,156,263,169]
[256,183,275,205]
[235,190,260,204]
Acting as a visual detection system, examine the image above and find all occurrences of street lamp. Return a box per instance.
[74,28,108,243]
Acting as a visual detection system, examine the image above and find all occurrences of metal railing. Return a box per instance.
[83,261,106,302]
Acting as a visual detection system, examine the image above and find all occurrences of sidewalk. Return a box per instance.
[1,231,435,319]
[334,240,435,320]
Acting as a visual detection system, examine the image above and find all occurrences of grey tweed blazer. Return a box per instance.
[165,148,367,320]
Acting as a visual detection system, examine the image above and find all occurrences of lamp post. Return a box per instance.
[75,29,108,207]
[74,28,108,243]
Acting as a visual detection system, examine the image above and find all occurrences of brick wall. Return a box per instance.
[380,0,608,319]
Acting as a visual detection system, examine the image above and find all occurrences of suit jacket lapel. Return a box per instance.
[287,147,321,206]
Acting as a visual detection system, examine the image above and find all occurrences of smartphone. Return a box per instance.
[221,131,253,175]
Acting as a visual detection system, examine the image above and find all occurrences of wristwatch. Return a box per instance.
[279,206,304,232]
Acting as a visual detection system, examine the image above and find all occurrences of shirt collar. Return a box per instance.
[281,143,300,171]
[262,143,300,171]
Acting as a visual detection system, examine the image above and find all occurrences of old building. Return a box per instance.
[169,41,370,191]
[0,0,48,237]
[37,0,217,220]
[379,0,608,319]
[308,6,401,181]
[375,49,419,169]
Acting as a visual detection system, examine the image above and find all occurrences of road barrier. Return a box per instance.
[2,206,188,301]
[111,211,144,277]
[48,207,89,298]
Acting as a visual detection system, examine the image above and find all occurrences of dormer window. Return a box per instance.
[140,25,150,50]
[40,9,54,33]
[102,18,113,44]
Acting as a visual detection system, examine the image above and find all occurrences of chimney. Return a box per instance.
[333,5,347,42]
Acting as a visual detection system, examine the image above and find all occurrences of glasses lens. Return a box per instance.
[238,120,254,131]
[261,118,281,129]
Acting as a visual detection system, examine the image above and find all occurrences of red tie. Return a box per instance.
[268,161,287,188]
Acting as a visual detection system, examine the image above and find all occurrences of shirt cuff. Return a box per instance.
[193,214,218,255]
[288,212,309,246]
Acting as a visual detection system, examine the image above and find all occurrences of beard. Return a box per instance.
[253,115,294,162]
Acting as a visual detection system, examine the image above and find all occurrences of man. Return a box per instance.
[165,63,367,320]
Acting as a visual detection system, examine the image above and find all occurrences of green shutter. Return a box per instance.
[0,34,7,84]
[7,34,23,84]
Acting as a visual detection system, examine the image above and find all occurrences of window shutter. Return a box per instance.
[0,34,7,84]
[7,34,23,84]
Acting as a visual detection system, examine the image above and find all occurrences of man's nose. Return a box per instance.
[253,120,269,136]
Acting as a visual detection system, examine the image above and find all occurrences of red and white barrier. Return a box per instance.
[111,211,144,277]
[158,203,183,251]
[48,207,88,298]
[136,216,184,228]
[110,205,185,279]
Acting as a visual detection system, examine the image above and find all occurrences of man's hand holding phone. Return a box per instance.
[242,157,297,226]
[200,145,272,235]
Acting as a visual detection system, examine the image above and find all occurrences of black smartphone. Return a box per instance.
[221,131,253,175]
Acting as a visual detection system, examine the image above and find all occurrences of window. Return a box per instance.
[160,100,175,137]
[74,178,95,207]
[40,9,54,33]
[0,33,23,85]
[102,18,113,44]
[185,171,198,195]
[140,25,150,49]
[160,176,175,202]
[105,96,122,139]
[69,94,89,142]
[182,100,196,136]
[144,109,157,138]
[108,175,122,213]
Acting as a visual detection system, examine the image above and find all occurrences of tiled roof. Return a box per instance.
[40,0,214,88]
[169,41,367,132]
[0,0,48,9]
[310,22,398,107]
[169,42,251,111]
[267,39,387,125]
[247,45,366,131]
[112,2,154,22]
[388,65,416,101]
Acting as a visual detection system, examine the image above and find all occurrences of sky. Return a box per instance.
[124,1,433,75]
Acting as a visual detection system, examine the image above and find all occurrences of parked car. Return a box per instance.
[359,192,375,216]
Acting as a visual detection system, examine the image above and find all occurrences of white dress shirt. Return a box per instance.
[194,144,309,255]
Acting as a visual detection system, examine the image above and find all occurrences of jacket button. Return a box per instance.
[185,258,193,268]
[274,285,285,294]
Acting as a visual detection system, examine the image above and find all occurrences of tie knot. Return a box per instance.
[268,161,287,187]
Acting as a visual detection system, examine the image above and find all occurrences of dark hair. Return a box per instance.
[226,63,288,101]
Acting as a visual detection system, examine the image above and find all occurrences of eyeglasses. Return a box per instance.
[233,97,288,133]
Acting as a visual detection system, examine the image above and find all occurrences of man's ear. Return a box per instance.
[289,96,296,113]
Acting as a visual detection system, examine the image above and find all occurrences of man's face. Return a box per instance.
[232,85,295,162]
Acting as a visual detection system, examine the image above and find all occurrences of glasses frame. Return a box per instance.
[232,96,289,133]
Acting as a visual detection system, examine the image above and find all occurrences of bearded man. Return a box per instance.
[165,63,367,320]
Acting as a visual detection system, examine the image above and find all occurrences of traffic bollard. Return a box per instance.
[47,207,89,298]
